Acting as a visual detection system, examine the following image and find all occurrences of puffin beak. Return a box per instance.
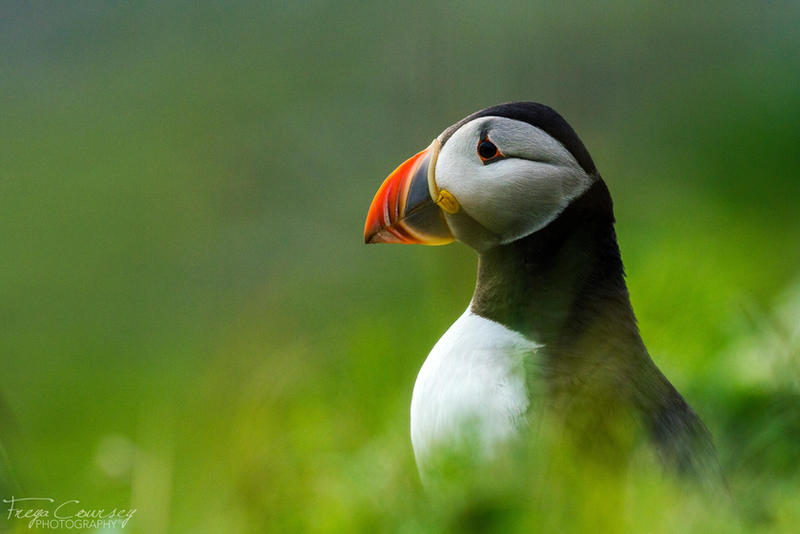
[364,140,455,245]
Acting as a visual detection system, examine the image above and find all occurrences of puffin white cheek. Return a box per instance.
[461,165,592,243]
[434,132,593,246]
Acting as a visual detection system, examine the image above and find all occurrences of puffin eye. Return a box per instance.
[477,137,502,163]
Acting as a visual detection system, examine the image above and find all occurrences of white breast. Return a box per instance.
[410,308,542,478]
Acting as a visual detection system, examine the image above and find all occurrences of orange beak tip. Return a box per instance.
[363,141,454,246]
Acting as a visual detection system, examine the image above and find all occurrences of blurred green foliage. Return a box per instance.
[0,1,799,532]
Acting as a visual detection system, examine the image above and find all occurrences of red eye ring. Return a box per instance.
[477,136,503,163]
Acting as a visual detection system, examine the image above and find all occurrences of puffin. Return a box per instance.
[363,102,718,483]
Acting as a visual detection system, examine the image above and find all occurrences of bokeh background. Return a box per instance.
[1,1,799,532]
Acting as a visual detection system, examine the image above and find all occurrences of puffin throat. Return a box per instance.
[469,178,635,353]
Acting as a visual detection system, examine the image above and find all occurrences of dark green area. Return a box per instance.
[1,1,799,532]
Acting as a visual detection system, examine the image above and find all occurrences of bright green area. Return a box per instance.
[0,2,799,532]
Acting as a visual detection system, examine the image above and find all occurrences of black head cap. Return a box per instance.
[440,102,597,175]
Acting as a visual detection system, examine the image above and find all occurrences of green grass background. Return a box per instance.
[1,1,799,532]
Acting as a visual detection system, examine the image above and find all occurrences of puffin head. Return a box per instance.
[364,102,600,253]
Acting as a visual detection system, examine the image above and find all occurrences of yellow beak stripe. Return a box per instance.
[435,190,460,214]
[426,138,461,214]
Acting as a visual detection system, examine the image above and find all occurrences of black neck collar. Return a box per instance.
[467,170,716,477]
[470,178,637,354]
